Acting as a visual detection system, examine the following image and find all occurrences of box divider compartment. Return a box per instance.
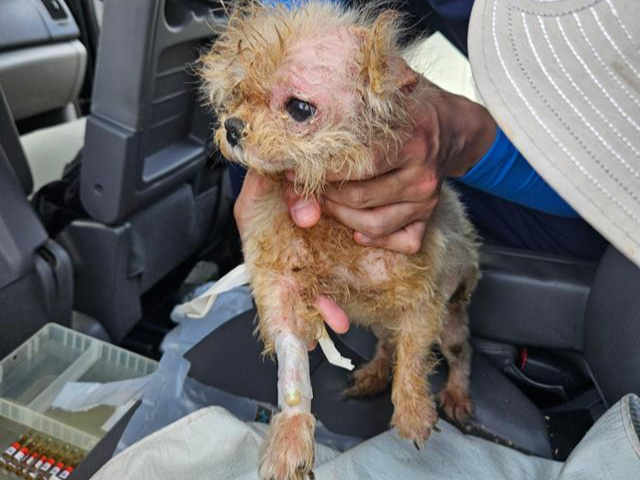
[27,343,103,413]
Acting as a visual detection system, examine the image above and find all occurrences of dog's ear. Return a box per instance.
[360,11,418,96]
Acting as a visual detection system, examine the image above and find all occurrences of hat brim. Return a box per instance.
[468,0,640,266]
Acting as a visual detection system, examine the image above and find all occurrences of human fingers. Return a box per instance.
[323,197,435,239]
[323,165,438,209]
[282,177,322,228]
[316,295,350,334]
[354,220,428,254]
[234,170,275,238]
[323,130,429,182]
[308,295,350,350]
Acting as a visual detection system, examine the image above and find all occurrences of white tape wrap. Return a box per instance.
[275,332,313,414]
[176,264,250,319]
[317,326,355,371]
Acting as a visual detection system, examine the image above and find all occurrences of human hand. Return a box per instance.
[283,92,497,254]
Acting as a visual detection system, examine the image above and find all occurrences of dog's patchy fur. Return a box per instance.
[201,2,480,479]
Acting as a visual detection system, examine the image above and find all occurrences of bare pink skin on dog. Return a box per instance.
[271,28,360,129]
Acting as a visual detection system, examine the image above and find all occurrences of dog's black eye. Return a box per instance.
[285,98,316,122]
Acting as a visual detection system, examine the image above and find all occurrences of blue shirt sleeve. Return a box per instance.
[457,127,579,218]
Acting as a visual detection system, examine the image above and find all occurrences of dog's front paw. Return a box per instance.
[259,412,316,480]
[391,394,439,447]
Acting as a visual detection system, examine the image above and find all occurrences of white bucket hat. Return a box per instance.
[468,0,640,266]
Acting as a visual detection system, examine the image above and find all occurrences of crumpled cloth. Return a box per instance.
[161,281,254,355]
[92,394,640,480]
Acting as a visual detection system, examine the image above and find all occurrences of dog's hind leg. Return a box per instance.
[344,332,393,398]
[438,269,478,424]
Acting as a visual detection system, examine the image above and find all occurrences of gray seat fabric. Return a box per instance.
[584,247,640,407]
[334,326,552,457]
[469,246,596,351]
[0,88,32,194]
[0,87,73,357]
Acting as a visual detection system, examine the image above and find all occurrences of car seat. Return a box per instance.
[51,0,232,343]
[182,243,639,458]
[0,88,74,358]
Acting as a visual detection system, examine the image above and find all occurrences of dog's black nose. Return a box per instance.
[225,117,245,147]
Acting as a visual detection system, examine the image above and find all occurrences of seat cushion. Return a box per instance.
[186,310,552,458]
[335,326,552,457]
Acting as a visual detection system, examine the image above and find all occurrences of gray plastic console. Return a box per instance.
[187,310,552,458]
[0,41,87,120]
[58,183,220,342]
[56,0,228,342]
[81,0,224,224]
[0,0,79,51]
[0,0,85,120]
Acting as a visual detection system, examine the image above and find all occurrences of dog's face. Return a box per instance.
[200,1,419,196]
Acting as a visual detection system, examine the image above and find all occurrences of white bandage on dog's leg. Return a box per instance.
[275,332,313,414]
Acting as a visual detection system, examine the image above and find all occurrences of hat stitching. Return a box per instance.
[542,17,640,167]
[521,12,640,210]
[592,9,640,79]
[605,0,636,47]
[557,16,640,137]
[573,14,640,113]
[497,2,640,230]
[537,17,640,180]
[514,0,601,18]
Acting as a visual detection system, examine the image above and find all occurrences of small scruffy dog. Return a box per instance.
[201,2,480,479]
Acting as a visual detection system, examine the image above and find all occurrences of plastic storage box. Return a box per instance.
[0,324,158,478]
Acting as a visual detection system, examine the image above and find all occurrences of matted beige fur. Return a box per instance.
[200,2,480,479]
